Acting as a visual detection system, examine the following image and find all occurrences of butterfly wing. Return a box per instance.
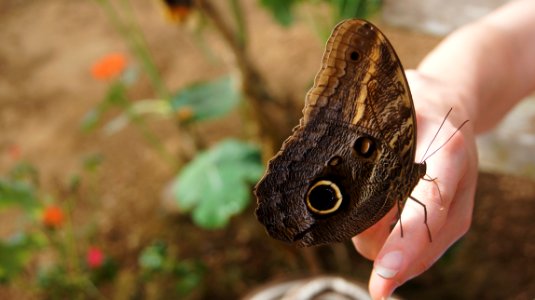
[303,19,417,166]
[255,20,420,246]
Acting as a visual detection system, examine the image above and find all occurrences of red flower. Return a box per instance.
[91,53,127,81]
[86,246,105,269]
[42,205,65,229]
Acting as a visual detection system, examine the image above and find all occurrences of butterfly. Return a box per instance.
[254,19,431,247]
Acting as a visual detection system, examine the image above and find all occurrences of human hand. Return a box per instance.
[351,70,479,299]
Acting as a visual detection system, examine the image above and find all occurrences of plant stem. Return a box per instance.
[195,0,298,151]
[114,91,179,167]
[95,0,202,168]
[229,0,247,48]
[65,195,81,276]
[96,0,169,99]
[120,0,170,99]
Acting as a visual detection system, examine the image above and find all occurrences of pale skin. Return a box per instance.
[351,1,535,299]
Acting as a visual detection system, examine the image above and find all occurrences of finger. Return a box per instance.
[353,130,467,262]
[368,134,473,299]
[366,184,452,298]
[352,207,398,260]
[368,173,475,299]
[353,131,462,260]
[404,167,476,281]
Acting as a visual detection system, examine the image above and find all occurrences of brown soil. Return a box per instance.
[0,1,533,299]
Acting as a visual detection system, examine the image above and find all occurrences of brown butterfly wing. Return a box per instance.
[255,19,423,246]
[303,19,417,166]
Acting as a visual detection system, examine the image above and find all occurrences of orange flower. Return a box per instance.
[42,205,65,229]
[91,53,127,81]
[176,106,194,122]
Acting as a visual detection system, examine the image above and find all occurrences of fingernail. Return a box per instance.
[375,250,403,279]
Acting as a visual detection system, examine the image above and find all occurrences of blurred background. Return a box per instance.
[0,0,533,299]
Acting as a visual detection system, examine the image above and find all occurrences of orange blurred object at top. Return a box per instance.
[161,0,193,23]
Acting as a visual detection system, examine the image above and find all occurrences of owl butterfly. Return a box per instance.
[255,19,432,247]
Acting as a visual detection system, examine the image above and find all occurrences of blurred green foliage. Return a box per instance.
[261,0,382,27]
[139,241,205,297]
[0,233,43,283]
[170,76,241,123]
[173,139,264,228]
[0,0,387,297]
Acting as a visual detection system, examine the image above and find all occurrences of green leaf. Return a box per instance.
[83,153,104,172]
[105,81,129,106]
[81,82,126,133]
[0,233,41,283]
[173,139,264,229]
[260,0,299,26]
[89,257,118,284]
[330,0,382,20]
[0,179,38,211]
[36,265,86,297]
[80,108,103,133]
[174,260,205,296]
[170,76,241,123]
[8,162,38,184]
[139,241,168,273]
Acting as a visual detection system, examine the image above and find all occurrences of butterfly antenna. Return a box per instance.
[419,108,453,163]
[423,119,470,162]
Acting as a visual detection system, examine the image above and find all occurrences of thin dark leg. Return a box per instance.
[423,174,444,205]
[422,175,437,181]
[409,195,433,242]
[397,199,404,238]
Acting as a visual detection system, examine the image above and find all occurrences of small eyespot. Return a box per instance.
[306,180,343,215]
[328,156,342,166]
[350,51,360,61]
[353,136,376,158]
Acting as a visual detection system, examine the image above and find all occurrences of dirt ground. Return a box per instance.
[0,1,533,299]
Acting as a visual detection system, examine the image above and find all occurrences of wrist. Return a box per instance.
[405,70,474,130]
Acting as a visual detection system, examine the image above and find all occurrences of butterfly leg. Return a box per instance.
[422,175,444,206]
[396,198,404,238]
[408,195,433,242]
[422,175,437,181]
